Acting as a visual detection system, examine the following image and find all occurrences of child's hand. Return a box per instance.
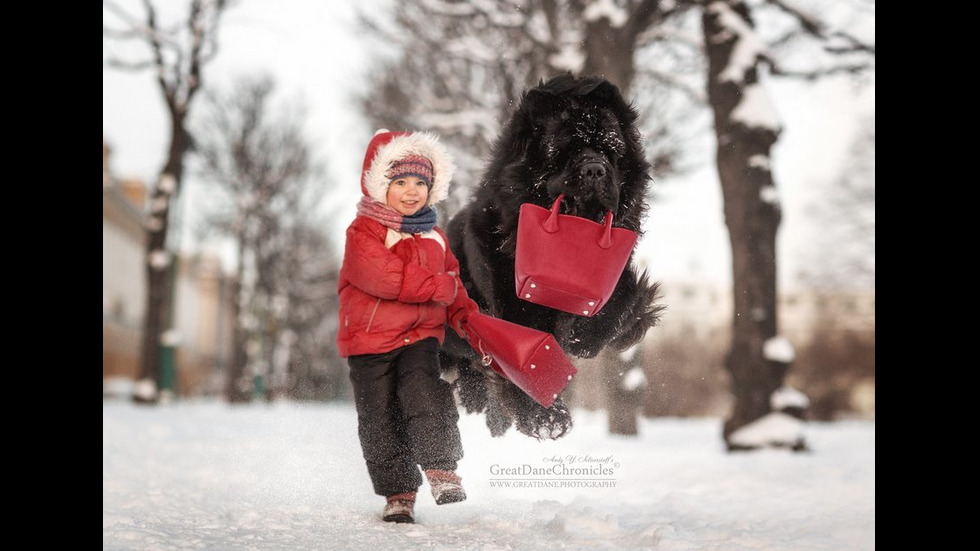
[453,307,477,339]
[432,272,458,305]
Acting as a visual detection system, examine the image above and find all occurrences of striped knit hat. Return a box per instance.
[387,154,434,188]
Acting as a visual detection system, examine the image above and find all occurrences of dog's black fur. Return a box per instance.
[439,74,664,440]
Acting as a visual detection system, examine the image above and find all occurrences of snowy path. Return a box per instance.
[103,401,874,550]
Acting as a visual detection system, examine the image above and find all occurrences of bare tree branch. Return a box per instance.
[638,67,707,103]
[766,0,875,55]
[104,0,180,48]
[105,58,156,71]
[769,60,873,80]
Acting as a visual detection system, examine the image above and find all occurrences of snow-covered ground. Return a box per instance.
[103,400,874,550]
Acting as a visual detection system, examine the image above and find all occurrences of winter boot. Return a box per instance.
[382,491,416,524]
[425,469,466,505]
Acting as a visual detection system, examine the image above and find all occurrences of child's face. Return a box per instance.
[386,176,429,216]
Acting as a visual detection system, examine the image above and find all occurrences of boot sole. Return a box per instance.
[383,513,414,523]
[435,490,467,505]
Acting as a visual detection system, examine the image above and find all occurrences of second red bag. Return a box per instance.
[461,311,577,408]
[515,194,638,317]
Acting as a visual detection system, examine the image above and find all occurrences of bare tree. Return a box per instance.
[104,0,235,404]
[799,118,875,289]
[274,226,345,401]
[602,344,648,434]
[359,0,874,444]
[701,0,873,448]
[192,75,330,403]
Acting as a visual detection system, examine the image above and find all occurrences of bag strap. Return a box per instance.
[460,320,498,370]
[476,338,493,367]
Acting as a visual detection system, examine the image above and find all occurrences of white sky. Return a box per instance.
[102,399,876,549]
[102,0,875,290]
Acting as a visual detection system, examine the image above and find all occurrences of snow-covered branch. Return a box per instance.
[637,67,706,104]
[765,0,875,55]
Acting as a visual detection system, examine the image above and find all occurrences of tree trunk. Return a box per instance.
[580,18,636,92]
[134,227,171,403]
[603,347,642,435]
[701,1,785,448]
[578,9,650,436]
[133,121,188,404]
[225,236,252,403]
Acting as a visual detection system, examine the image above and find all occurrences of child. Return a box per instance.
[337,129,479,524]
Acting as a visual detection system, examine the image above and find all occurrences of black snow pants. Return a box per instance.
[347,337,463,497]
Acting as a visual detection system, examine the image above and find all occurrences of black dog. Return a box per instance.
[439,74,664,440]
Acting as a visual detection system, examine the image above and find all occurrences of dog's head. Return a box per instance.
[504,74,652,229]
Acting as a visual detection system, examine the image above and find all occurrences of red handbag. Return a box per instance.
[515,194,638,317]
[461,311,577,408]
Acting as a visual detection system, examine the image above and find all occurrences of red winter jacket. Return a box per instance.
[336,216,478,357]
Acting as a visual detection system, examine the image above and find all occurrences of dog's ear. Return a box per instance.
[586,80,639,129]
[515,88,552,130]
[502,88,552,159]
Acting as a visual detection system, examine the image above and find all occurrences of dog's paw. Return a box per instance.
[514,395,573,441]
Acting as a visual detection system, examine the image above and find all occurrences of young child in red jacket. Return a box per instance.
[337,129,479,524]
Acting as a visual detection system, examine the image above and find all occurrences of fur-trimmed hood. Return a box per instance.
[360,129,456,206]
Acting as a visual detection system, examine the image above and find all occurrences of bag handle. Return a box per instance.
[598,212,614,249]
[543,193,616,249]
[543,194,564,233]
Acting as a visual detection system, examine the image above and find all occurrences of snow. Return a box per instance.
[748,154,771,170]
[416,109,500,145]
[621,366,648,392]
[618,343,640,363]
[158,173,176,194]
[730,81,782,132]
[103,399,875,550]
[727,412,805,450]
[711,1,769,86]
[760,184,779,205]
[160,329,182,346]
[763,336,796,363]
[549,43,585,74]
[446,35,501,63]
[583,0,629,28]
[131,379,156,401]
[148,249,171,269]
[771,386,811,411]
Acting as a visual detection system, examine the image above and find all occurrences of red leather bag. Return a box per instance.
[515,194,638,317]
[461,311,577,408]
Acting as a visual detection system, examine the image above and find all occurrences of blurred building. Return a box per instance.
[643,279,874,419]
[103,138,234,397]
[103,140,146,384]
[651,279,875,343]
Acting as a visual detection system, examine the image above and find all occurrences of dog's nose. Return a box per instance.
[581,162,606,181]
